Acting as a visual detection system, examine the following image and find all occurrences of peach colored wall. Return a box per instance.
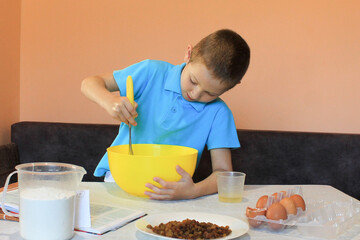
[20,0,360,133]
[0,0,21,145]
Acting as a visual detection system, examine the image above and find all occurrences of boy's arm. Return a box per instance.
[81,73,137,125]
[144,148,232,200]
[192,148,233,198]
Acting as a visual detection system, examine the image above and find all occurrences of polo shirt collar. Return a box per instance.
[164,63,206,112]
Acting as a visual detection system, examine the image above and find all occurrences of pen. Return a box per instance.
[0,209,19,222]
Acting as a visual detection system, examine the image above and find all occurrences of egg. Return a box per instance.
[256,195,269,208]
[290,194,306,211]
[266,203,287,230]
[246,207,266,227]
[279,197,297,215]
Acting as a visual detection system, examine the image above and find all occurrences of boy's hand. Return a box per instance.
[144,165,196,200]
[107,96,138,126]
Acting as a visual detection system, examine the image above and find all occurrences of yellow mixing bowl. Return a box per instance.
[107,144,198,197]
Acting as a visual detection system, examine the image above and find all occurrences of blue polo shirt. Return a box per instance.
[94,59,240,177]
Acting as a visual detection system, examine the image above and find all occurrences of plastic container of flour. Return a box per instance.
[1,162,86,240]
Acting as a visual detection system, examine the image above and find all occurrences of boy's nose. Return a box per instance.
[191,87,202,100]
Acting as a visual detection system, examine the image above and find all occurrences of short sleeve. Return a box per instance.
[206,102,240,150]
[113,59,151,100]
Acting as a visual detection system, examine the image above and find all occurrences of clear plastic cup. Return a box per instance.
[217,171,246,203]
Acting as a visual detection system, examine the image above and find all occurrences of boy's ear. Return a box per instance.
[184,44,193,63]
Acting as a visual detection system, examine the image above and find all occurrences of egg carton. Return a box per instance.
[246,187,360,238]
[247,209,306,230]
[296,199,360,239]
[246,186,306,231]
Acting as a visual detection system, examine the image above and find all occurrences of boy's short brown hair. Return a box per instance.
[190,29,250,88]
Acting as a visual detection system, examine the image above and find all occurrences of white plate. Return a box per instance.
[135,212,249,240]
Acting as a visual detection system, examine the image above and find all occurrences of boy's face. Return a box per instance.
[181,46,228,103]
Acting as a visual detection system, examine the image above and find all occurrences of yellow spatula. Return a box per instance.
[126,76,134,155]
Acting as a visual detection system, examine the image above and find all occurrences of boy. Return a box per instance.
[81,29,250,200]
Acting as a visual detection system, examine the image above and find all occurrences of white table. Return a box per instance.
[0,183,359,240]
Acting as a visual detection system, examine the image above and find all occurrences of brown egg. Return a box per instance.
[246,207,266,228]
[266,203,287,230]
[290,194,306,211]
[256,195,269,208]
[279,197,297,215]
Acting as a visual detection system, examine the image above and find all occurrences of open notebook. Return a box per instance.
[75,201,146,235]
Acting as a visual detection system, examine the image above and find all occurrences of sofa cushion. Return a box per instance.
[11,122,118,182]
[195,130,360,200]
[0,143,20,186]
[10,122,360,200]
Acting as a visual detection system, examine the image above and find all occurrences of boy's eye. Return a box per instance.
[190,79,196,85]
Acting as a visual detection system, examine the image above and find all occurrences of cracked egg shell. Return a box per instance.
[290,194,306,211]
[256,195,269,208]
[246,207,266,227]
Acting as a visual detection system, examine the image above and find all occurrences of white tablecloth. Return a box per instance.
[0,183,359,240]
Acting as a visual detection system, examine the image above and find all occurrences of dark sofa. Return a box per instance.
[1,121,359,200]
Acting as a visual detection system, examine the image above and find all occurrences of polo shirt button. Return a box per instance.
[171,108,176,113]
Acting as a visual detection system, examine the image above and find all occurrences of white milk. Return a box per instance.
[20,187,76,240]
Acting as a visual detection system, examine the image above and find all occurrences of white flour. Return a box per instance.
[20,187,76,240]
